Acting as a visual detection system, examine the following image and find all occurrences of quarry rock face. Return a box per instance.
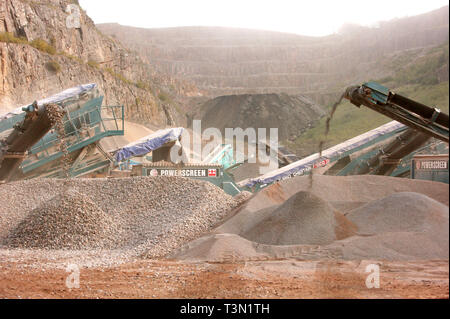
[98,7,449,101]
[0,0,200,126]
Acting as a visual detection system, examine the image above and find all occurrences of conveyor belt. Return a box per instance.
[0,103,60,182]
[344,82,449,143]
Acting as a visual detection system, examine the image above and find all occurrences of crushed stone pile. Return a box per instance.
[243,191,356,245]
[199,93,325,141]
[4,190,123,250]
[0,177,241,258]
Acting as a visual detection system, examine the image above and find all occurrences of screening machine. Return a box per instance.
[0,84,124,182]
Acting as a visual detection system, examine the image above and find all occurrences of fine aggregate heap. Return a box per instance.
[0,177,241,257]
[174,175,449,262]
[243,191,357,245]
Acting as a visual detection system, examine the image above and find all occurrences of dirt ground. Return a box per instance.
[0,258,447,299]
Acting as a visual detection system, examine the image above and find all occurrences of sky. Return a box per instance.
[78,0,449,36]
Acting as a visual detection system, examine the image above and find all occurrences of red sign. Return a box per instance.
[208,169,217,177]
[150,169,158,176]
[313,158,330,169]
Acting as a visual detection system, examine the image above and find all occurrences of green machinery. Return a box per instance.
[4,81,445,194]
[342,81,448,178]
[122,82,449,195]
[0,102,56,182]
[239,82,449,191]
[202,144,236,169]
[344,82,448,143]
[0,84,124,181]
[112,128,243,196]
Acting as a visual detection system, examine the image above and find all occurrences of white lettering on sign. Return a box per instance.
[419,160,448,170]
[152,169,211,177]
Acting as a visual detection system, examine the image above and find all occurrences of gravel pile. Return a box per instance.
[0,177,239,258]
[1,174,448,264]
[4,189,123,250]
[46,103,70,178]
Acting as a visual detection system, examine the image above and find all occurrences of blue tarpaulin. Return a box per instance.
[240,121,406,188]
[114,127,184,162]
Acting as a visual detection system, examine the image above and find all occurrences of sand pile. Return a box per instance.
[327,192,450,260]
[324,231,448,261]
[346,192,449,236]
[174,176,449,262]
[3,190,122,250]
[171,233,268,262]
[171,233,323,262]
[243,191,356,245]
[215,175,449,236]
[265,174,449,210]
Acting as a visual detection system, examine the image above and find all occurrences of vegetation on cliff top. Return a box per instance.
[45,60,61,73]
[0,32,57,55]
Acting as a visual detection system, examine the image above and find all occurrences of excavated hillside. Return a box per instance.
[198,93,325,141]
[0,0,200,126]
[98,6,449,104]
